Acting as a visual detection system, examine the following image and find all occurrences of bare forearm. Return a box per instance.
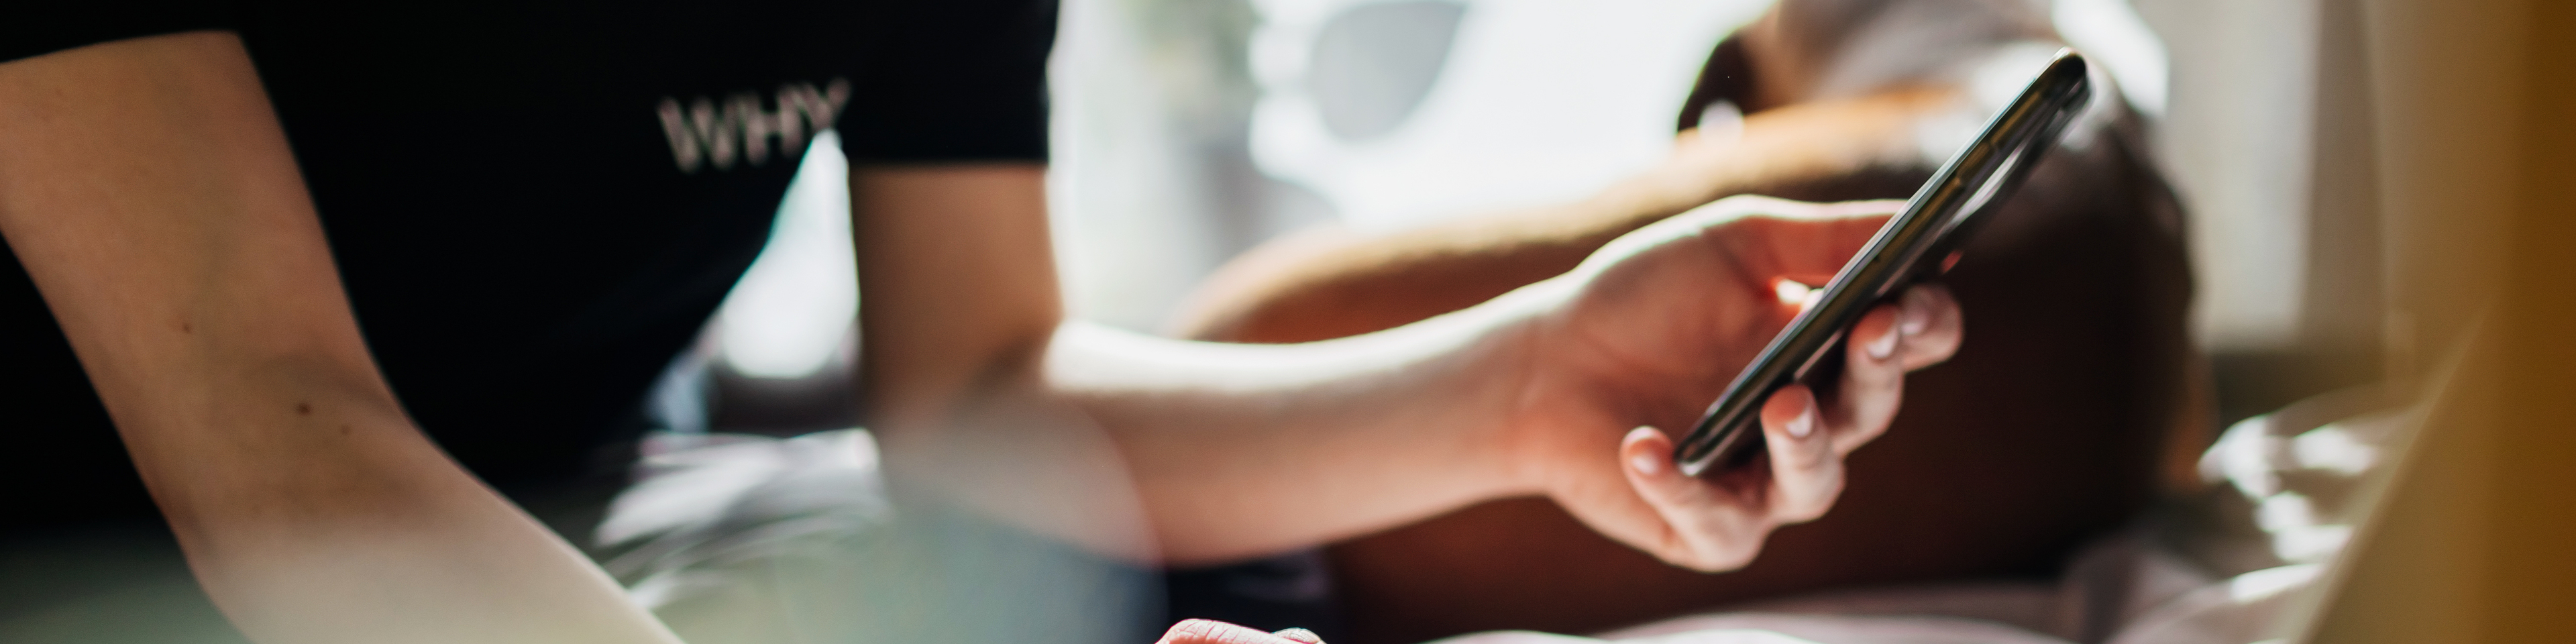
[79,355,671,644]
[0,32,678,644]
[150,382,676,644]
[1049,281,1570,564]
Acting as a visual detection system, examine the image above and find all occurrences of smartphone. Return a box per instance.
[1672,50,2094,476]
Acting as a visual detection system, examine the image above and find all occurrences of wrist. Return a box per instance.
[1449,279,1583,499]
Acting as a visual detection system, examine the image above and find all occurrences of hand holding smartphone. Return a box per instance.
[1672,50,2094,476]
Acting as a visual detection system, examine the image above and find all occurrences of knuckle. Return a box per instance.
[1668,544,1732,572]
[1701,540,1762,572]
[1845,423,1890,447]
[1803,433,1844,463]
[1679,556,1733,573]
[1654,529,1699,568]
[1782,441,1836,478]
[1671,524,1766,572]
[1664,545,1732,573]
[1780,480,1845,523]
[1779,499,1831,523]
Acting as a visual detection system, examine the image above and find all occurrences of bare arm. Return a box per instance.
[853,163,1957,567]
[0,32,678,644]
[856,164,1539,564]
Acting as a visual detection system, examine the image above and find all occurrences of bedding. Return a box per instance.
[599,386,2406,644]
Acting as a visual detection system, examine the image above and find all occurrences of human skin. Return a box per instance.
[0,29,1959,644]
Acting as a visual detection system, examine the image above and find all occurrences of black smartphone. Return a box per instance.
[1672,50,2094,476]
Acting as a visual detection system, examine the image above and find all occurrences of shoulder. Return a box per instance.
[1,2,237,66]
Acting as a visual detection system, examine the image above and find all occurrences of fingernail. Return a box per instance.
[1900,288,1933,336]
[1274,628,1324,644]
[1631,451,1663,476]
[1865,321,1898,360]
[1787,405,1815,438]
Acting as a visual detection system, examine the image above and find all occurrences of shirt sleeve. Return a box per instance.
[838,0,1058,164]
[1,1,238,64]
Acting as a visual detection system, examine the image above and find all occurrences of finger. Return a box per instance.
[1758,384,1842,523]
[1617,426,1768,572]
[1273,628,1326,644]
[1546,436,1706,571]
[1852,301,1902,365]
[1830,303,1911,452]
[1894,284,1963,371]
[1159,620,1310,644]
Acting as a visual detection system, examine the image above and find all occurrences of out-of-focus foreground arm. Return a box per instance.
[0,32,680,644]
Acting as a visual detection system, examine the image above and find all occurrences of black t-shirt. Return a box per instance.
[0,0,1055,529]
